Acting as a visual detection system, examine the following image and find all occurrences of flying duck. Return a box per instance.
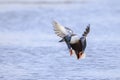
[53,21,90,59]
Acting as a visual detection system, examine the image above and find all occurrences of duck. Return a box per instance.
[52,21,90,59]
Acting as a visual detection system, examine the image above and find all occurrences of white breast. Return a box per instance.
[70,35,80,44]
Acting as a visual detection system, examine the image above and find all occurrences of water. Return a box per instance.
[0,0,120,80]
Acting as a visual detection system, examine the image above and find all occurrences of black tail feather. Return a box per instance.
[82,24,90,37]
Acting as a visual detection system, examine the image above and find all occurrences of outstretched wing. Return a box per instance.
[53,21,72,38]
[58,27,74,42]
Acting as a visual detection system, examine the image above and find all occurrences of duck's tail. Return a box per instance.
[82,24,90,37]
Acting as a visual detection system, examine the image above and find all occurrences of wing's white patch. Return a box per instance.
[53,21,68,38]
[70,35,80,44]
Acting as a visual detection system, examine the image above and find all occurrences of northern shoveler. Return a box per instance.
[53,21,90,59]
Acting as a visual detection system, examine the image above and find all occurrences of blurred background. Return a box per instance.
[0,0,120,46]
[0,0,120,80]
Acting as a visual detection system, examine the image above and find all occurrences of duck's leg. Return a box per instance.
[69,48,73,56]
